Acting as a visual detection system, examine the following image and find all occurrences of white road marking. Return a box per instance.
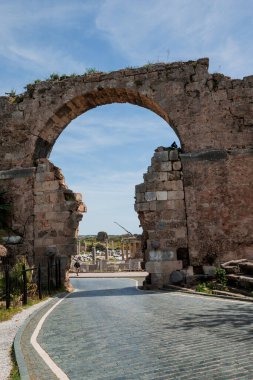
[30,279,246,380]
[30,293,72,380]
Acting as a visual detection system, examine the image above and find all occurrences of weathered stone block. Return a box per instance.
[34,204,53,213]
[139,202,150,211]
[158,172,168,181]
[143,172,156,182]
[135,183,146,192]
[160,161,172,171]
[35,181,59,192]
[173,161,182,170]
[145,172,165,182]
[154,151,168,162]
[145,192,156,201]
[35,172,55,182]
[175,227,187,239]
[74,193,82,201]
[149,249,177,261]
[203,265,216,275]
[167,190,184,200]
[150,273,165,287]
[136,193,145,202]
[156,191,167,200]
[164,180,183,191]
[147,166,154,173]
[169,150,179,161]
[149,201,157,211]
[77,204,86,213]
[159,208,186,220]
[168,171,181,180]
[49,192,64,203]
[159,240,177,250]
[181,266,194,276]
[145,260,183,273]
[134,203,141,212]
[155,200,169,211]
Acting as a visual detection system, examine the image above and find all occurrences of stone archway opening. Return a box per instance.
[33,87,182,162]
[42,99,182,286]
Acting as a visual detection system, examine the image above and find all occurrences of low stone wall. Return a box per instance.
[70,259,143,273]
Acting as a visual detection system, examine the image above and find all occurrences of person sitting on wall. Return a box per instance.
[74,260,81,276]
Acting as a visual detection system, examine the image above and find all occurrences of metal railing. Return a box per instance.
[0,256,62,309]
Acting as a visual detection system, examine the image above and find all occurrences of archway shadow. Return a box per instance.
[66,287,156,298]
[162,302,253,343]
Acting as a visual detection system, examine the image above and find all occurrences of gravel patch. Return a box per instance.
[0,299,50,380]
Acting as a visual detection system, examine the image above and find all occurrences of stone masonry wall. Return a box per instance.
[0,159,86,284]
[0,57,252,285]
[33,159,86,284]
[0,167,36,262]
[182,149,253,266]
[135,147,188,287]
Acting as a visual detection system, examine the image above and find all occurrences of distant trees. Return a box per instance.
[96,231,108,243]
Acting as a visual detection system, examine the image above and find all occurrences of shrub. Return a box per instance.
[195,283,212,294]
[5,89,16,97]
[215,267,227,288]
[49,73,60,80]
[86,67,98,74]
[1,257,37,305]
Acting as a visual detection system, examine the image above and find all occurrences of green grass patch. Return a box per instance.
[0,298,45,323]
[9,344,20,380]
[195,283,213,294]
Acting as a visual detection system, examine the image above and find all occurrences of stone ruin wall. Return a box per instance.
[135,148,189,287]
[0,159,85,284]
[182,148,253,267]
[0,57,252,287]
[136,146,253,287]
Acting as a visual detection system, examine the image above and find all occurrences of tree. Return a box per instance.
[97,231,108,243]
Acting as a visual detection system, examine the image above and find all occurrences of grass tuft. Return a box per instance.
[9,344,21,380]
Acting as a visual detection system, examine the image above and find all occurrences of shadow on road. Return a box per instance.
[67,287,156,298]
[162,303,253,342]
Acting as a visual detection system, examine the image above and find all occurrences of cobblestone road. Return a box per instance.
[37,278,253,380]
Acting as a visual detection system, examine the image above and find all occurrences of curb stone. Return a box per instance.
[162,284,253,303]
[14,296,67,380]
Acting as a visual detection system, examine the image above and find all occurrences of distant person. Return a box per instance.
[74,260,81,276]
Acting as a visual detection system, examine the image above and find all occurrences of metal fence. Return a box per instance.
[0,256,62,309]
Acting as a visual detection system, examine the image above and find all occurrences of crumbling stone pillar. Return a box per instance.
[33,158,86,285]
[135,147,189,288]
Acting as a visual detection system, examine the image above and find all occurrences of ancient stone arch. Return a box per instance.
[0,58,252,287]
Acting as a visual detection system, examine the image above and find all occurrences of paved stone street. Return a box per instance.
[21,278,253,379]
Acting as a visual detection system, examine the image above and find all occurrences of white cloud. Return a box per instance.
[0,1,97,74]
[51,107,176,157]
[5,45,84,74]
[95,0,253,78]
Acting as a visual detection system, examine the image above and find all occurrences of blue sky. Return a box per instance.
[1,0,252,235]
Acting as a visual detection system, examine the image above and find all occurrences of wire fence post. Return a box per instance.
[47,259,51,294]
[5,267,10,310]
[58,258,61,289]
[38,263,42,300]
[22,264,28,305]
[55,259,58,289]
